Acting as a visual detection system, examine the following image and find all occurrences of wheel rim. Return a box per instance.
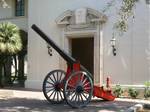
[64,71,93,108]
[43,70,66,103]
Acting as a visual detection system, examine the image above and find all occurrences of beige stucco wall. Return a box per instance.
[0,17,28,31]
[27,0,150,89]
[103,1,150,86]
[0,0,13,19]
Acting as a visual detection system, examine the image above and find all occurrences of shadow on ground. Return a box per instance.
[0,98,135,112]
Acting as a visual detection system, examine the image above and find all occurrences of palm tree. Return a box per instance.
[0,22,22,87]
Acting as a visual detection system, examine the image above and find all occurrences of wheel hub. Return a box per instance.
[76,85,84,94]
[54,82,61,91]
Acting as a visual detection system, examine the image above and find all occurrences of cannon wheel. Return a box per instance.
[43,69,66,103]
[64,71,93,108]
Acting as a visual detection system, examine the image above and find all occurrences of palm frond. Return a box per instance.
[0,22,22,54]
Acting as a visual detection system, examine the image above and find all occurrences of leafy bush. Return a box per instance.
[128,88,139,98]
[144,81,150,99]
[113,85,123,97]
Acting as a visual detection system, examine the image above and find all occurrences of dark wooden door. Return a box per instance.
[71,38,94,75]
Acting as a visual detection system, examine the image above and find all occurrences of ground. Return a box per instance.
[0,88,150,112]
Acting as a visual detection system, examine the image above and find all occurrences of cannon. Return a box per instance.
[31,24,115,108]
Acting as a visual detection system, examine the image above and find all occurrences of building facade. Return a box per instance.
[0,0,150,90]
[0,0,28,31]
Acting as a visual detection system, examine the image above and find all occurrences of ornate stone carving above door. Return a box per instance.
[55,8,107,31]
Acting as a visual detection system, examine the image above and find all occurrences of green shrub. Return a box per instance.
[128,88,139,98]
[113,85,123,97]
[144,81,150,99]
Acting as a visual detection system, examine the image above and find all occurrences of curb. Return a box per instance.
[125,104,150,112]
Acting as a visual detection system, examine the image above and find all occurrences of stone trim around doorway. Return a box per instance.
[56,7,107,85]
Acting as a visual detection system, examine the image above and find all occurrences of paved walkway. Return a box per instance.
[0,88,149,112]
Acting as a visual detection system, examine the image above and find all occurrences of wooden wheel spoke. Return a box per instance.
[80,74,84,82]
[77,94,80,103]
[46,81,54,85]
[45,85,54,88]
[56,72,59,81]
[60,88,63,92]
[79,94,84,103]
[83,82,90,87]
[52,73,57,82]
[59,72,63,82]
[59,91,63,100]
[46,88,54,93]
[81,92,88,100]
[83,90,90,94]
[53,91,57,101]
[48,90,55,98]
[82,77,87,85]
[84,87,91,91]
[70,92,76,101]
[74,93,78,102]
[74,94,78,104]
[48,76,55,83]
[57,91,59,101]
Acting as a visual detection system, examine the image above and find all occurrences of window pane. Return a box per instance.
[15,0,25,16]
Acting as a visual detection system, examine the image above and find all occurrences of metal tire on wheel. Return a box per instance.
[64,71,93,108]
[43,69,66,103]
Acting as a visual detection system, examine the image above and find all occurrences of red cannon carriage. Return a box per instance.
[31,24,115,108]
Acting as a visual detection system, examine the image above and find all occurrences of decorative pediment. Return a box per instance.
[55,8,107,26]
[55,10,73,25]
[87,8,107,22]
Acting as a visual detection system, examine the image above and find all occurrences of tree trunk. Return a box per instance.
[4,56,12,86]
[18,55,25,87]
[0,65,4,87]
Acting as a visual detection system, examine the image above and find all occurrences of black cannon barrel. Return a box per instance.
[31,24,93,79]
[31,24,76,65]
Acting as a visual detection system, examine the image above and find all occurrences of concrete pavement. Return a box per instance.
[0,88,149,112]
